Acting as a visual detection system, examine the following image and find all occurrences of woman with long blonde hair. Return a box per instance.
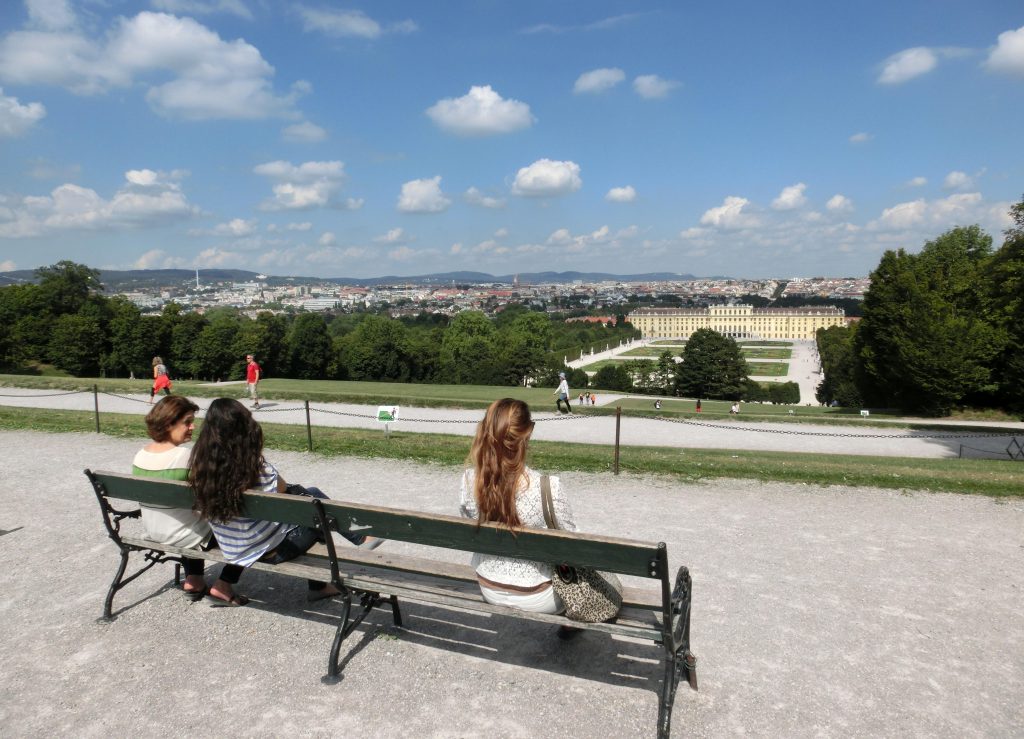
[459,398,577,616]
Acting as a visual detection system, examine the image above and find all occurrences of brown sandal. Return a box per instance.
[207,592,250,607]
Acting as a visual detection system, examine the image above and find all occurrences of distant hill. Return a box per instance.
[0,268,699,290]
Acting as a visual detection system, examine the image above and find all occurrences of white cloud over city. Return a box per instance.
[426,85,534,136]
[511,159,582,197]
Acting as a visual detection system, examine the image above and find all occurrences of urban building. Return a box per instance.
[628,304,844,340]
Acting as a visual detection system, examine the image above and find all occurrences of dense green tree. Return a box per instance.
[592,363,633,391]
[674,328,748,400]
[626,359,658,394]
[500,312,553,385]
[237,311,288,378]
[35,261,103,316]
[49,313,105,376]
[343,315,412,381]
[984,197,1024,413]
[104,297,157,378]
[768,381,800,405]
[287,313,332,379]
[169,311,207,380]
[192,311,241,380]
[855,226,1001,415]
[815,325,862,407]
[438,311,501,384]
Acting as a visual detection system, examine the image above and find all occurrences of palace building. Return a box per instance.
[628,304,845,340]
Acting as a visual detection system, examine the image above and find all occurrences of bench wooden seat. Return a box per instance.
[86,468,697,738]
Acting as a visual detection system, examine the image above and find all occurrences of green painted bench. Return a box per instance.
[85,468,697,737]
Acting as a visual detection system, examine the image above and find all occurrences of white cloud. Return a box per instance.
[573,67,625,94]
[878,47,937,84]
[985,26,1024,76]
[464,186,506,209]
[826,194,853,214]
[296,7,417,38]
[0,11,299,120]
[0,87,45,137]
[511,159,582,197]
[0,259,17,271]
[283,120,327,143]
[849,132,872,143]
[318,231,336,246]
[633,74,680,99]
[374,227,405,244]
[907,176,928,187]
[389,246,416,261]
[426,85,534,136]
[522,14,645,35]
[27,0,76,30]
[134,248,187,269]
[871,192,1011,232]
[397,176,451,213]
[254,160,355,211]
[0,169,198,238]
[699,196,758,229]
[772,183,807,211]
[943,170,972,190]
[214,218,257,236]
[494,227,508,238]
[605,185,636,203]
[151,0,254,20]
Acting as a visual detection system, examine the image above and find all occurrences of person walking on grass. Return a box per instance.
[245,354,261,409]
[150,356,172,404]
[554,371,572,414]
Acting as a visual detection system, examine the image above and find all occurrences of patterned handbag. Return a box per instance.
[540,475,623,623]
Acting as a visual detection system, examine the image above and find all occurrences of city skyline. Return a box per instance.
[0,0,1022,279]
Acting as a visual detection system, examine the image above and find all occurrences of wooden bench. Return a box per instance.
[86,468,697,738]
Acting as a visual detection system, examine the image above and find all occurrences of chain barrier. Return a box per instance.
[0,387,1019,441]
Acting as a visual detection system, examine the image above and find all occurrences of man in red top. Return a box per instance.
[245,354,261,409]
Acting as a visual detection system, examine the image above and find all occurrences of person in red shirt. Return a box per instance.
[245,354,261,409]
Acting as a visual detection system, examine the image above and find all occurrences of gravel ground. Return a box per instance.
[1,429,1022,737]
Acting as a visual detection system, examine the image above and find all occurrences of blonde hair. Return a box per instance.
[468,398,533,529]
[152,356,163,367]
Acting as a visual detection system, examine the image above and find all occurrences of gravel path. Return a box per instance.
[0,386,1021,459]
[1,430,1022,737]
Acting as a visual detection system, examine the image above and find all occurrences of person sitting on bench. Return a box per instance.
[132,396,246,605]
[459,398,577,616]
[188,398,382,605]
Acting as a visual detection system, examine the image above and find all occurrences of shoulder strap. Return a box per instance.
[540,474,559,530]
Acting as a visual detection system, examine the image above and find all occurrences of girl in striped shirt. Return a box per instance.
[189,398,381,603]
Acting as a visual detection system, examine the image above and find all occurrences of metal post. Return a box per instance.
[93,384,101,433]
[305,400,313,452]
[614,405,621,475]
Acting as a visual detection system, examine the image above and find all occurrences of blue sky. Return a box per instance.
[0,0,1021,280]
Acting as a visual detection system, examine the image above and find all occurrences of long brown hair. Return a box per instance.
[469,398,533,529]
[189,398,265,522]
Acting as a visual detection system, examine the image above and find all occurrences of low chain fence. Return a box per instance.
[1,386,1022,471]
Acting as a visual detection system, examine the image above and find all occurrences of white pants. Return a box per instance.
[479,583,564,614]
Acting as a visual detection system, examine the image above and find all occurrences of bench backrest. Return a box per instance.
[87,469,667,580]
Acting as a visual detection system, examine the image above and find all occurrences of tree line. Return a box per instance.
[816,197,1024,417]
[0,262,639,388]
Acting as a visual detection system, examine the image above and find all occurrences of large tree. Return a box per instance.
[855,226,1001,415]
[287,312,332,380]
[984,197,1024,413]
[438,311,501,384]
[674,328,748,400]
[343,315,412,381]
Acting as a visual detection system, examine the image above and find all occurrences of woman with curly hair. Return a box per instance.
[189,398,381,604]
[459,398,578,617]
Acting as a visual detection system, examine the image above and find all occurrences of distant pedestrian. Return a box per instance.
[590,393,597,406]
[730,402,739,415]
[695,398,702,413]
[578,392,585,407]
[150,356,172,404]
[245,354,261,409]
[654,399,662,410]
[554,372,572,414]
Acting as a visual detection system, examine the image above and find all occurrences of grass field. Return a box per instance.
[741,348,793,359]
[746,361,790,376]
[650,340,687,346]
[0,405,1019,496]
[737,340,793,347]
[617,347,678,358]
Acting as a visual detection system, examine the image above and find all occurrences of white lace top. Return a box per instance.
[459,467,577,587]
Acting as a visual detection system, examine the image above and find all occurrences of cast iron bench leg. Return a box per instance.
[100,549,130,622]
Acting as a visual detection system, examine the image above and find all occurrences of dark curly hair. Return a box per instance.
[189,398,265,522]
[144,396,199,443]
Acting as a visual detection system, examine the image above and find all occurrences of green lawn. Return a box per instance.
[0,405,1019,496]
[617,347,678,358]
[737,340,793,347]
[650,340,687,346]
[746,361,790,376]
[741,348,793,359]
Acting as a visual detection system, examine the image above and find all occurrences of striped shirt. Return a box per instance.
[210,461,295,567]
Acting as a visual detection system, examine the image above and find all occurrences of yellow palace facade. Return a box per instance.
[628,304,845,340]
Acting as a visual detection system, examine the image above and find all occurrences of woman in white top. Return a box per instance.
[459,398,577,617]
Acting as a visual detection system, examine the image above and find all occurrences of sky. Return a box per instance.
[0,0,1022,280]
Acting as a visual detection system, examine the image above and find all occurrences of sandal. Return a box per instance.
[183,586,208,602]
[207,592,250,607]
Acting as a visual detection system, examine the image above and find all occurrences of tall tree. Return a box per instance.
[343,315,412,381]
[192,310,241,380]
[500,312,552,385]
[855,226,1001,415]
[49,313,105,376]
[984,197,1024,413]
[438,311,500,384]
[35,261,103,316]
[287,313,332,379]
[674,328,748,400]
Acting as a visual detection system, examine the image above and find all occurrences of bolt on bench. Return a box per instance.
[86,469,697,738]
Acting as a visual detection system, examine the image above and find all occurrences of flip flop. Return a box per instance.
[207,592,250,607]
[182,585,208,602]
